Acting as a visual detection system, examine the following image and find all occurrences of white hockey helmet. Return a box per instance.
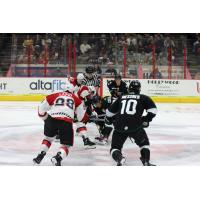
[63,82,74,93]
[88,86,96,96]
[77,73,84,82]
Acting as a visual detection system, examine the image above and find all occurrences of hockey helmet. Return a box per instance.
[114,74,122,80]
[77,73,84,80]
[107,80,114,89]
[128,80,141,94]
[77,73,84,84]
[85,66,95,74]
[91,95,101,104]
[63,82,74,93]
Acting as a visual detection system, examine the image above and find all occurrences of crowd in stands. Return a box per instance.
[0,33,200,79]
[15,33,187,67]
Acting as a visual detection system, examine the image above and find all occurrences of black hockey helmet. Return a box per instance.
[129,80,141,94]
[107,80,114,89]
[114,74,122,80]
[85,66,95,74]
[91,95,101,104]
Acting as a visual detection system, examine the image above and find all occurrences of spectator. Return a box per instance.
[127,34,137,47]
[80,40,91,54]
[23,37,33,48]
[93,63,102,75]
[154,34,164,55]
[127,34,137,53]
[164,36,175,49]
[194,72,200,80]
[105,62,117,75]
[193,37,200,55]
[149,67,163,79]
[38,56,45,64]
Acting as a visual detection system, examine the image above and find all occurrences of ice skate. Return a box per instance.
[82,137,96,149]
[140,158,156,166]
[116,157,126,166]
[51,152,63,166]
[95,135,108,145]
[33,151,46,165]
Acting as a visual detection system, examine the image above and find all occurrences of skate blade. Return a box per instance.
[33,161,40,166]
[84,146,96,150]
[116,157,126,166]
[33,159,40,166]
[95,140,108,145]
[51,158,57,166]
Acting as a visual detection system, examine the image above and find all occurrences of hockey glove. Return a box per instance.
[141,116,149,128]
[39,112,48,121]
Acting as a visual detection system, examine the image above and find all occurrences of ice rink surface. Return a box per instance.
[0,101,200,166]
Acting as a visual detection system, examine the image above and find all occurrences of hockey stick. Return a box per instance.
[89,118,105,122]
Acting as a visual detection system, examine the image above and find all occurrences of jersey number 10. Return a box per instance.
[120,99,137,115]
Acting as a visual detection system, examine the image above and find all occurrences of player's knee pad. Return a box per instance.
[137,137,150,148]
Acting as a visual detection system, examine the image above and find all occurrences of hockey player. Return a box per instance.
[75,84,97,148]
[107,74,128,98]
[90,95,115,145]
[33,83,89,166]
[105,80,157,166]
[68,73,85,93]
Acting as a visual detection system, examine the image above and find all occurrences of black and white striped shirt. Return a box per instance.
[82,73,101,87]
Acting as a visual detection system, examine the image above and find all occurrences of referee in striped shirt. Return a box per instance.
[82,66,101,88]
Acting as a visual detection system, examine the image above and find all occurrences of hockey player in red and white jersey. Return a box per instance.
[33,83,90,166]
[75,84,97,148]
[68,73,85,93]
[67,73,96,148]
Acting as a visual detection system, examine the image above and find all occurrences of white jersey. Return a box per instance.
[38,91,88,123]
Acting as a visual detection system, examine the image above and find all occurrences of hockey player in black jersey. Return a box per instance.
[90,95,115,144]
[105,80,157,166]
[107,74,128,98]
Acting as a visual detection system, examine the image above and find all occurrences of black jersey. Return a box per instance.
[107,80,128,96]
[94,96,116,115]
[106,94,157,133]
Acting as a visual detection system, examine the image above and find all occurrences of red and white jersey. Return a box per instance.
[76,85,91,101]
[68,77,80,93]
[38,91,88,123]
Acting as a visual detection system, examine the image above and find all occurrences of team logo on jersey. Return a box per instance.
[30,80,66,92]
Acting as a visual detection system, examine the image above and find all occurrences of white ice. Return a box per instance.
[0,101,200,166]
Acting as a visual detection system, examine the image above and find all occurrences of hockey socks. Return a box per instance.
[140,147,156,166]
[110,149,126,166]
[33,136,54,164]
